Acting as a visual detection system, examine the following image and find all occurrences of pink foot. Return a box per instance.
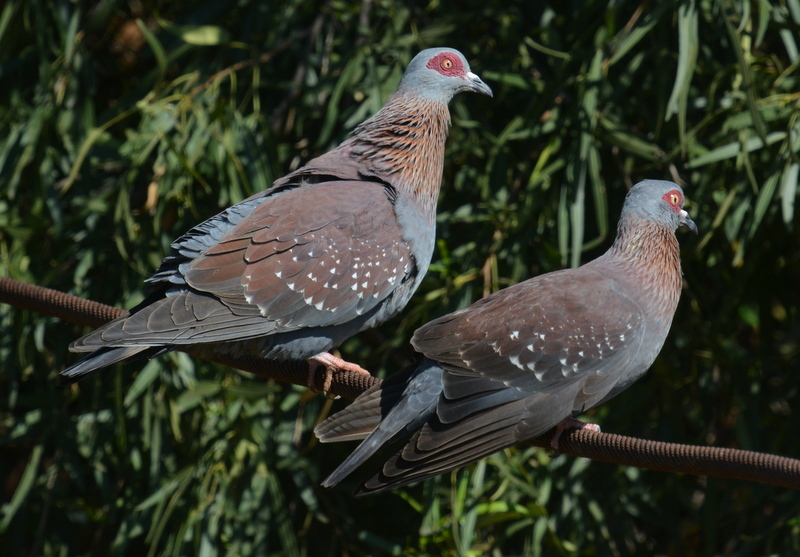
[307,352,371,394]
[550,417,601,450]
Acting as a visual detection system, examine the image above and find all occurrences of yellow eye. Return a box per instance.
[671,193,680,205]
[441,58,453,70]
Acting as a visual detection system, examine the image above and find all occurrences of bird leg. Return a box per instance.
[307,352,371,395]
[550,417,602,451]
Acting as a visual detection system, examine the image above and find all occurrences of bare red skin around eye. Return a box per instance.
[661,190,683,212]
[425,52,464,77]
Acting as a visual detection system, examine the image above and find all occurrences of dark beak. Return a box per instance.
[679,209,698,234]
[465,72,493,97]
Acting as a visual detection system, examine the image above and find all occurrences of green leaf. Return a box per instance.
[722,3,768,142]
[178,25,231,46]
[0,444,43,532]
[665,0,698,154]
[609,3,669,65]
[174,381,221,413]
[686,131,787,168]
[136,19,168,88]
[780,162,799,224]
[123,360,161,407]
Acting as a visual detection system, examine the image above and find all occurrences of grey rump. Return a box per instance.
[61,47,492,381]
[316,179,697,495]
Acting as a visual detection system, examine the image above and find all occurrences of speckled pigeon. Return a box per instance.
[315,179,697,495]
[61,48,492,382]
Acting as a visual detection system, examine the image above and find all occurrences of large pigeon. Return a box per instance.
[316,179,697,495]
[61,48,492,382]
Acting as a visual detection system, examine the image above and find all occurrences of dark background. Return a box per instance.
[1,0,799,555]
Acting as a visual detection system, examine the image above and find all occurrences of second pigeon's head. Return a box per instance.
[397,47,493,103]
[621,180,698,234]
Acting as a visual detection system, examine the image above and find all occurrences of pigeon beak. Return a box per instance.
[679,209,698,234]
[465,72,493,97]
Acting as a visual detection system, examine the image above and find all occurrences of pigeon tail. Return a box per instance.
[60,346,161,383]
[318,359,443,487]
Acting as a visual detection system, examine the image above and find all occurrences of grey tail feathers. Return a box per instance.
[317,358,444,488]
[60,346,163,383]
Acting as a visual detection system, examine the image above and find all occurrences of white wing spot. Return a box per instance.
[510,330,520,340]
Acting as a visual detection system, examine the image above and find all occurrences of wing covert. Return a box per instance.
[412,269,647,400]
[182,180,415,333]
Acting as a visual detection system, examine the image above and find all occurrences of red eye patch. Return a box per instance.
[662,189,683,211]
[426,52,464,77]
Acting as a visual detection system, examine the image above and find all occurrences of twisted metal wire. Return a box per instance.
[2,276,798,490]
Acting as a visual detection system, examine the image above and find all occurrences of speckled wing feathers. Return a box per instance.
[73,181,414,349]
[413,269,646,404]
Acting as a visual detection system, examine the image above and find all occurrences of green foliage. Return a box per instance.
[1,0,799,555]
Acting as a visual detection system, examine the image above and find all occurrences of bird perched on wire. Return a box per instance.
[61,47,492,384]
[315,179,697,495]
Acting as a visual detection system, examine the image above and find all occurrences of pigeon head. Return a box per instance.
[620,179,698,234]
[397,47,493,102]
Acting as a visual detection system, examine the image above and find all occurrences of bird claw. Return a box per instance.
[550,417,601,451]
[307,352,371,396]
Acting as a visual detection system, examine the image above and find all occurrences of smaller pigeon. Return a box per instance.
[315,179,697,495]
